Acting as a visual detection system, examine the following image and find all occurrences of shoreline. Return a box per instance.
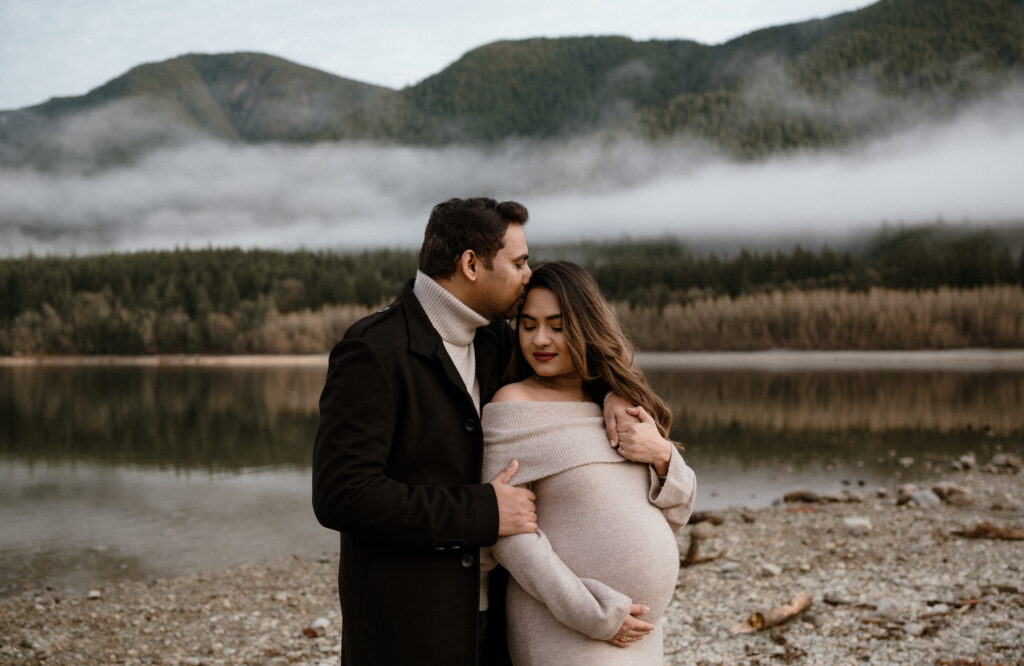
[2,464,1021,665]
[4,348,1024,369]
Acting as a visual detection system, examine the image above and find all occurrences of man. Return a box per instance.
[313,197,642,665]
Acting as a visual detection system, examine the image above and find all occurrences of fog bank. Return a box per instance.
[2,98,1023,256]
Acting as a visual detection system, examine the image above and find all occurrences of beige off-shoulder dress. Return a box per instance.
[480,401,696,665]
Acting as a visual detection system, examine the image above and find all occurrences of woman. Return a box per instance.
[480,261,696,665]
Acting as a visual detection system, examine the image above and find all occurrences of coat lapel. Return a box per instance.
[473,324,502,402]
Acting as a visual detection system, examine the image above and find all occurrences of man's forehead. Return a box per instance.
[501,223,528,255]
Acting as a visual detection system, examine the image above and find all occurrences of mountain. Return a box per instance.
[0,53,392,168]
[371,0,1022,150]
[1,0,1021,167]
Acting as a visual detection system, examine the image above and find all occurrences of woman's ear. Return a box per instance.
[458,250,479,282]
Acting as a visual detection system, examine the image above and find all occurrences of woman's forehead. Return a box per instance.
[522,288,560,316]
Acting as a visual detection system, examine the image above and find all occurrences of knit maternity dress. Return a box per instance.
[481,401,696,665]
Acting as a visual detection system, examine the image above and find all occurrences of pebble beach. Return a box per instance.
[2,456,1021,665]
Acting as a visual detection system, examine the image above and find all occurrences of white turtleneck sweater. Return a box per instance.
[413,270,490,414]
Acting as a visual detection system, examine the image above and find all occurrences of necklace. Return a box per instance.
[531,374,586,401]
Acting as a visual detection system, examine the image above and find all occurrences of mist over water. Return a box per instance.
[2,94,1023,256]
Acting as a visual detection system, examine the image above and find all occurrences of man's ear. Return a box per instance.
[458,250,479,282]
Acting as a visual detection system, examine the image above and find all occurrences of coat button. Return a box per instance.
[464,418,477,432]
[460,554,474,568]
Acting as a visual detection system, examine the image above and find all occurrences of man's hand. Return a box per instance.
[616,406,673,477]
[608,603,654,647]
[603,394,637,448]
[490,460,538,536]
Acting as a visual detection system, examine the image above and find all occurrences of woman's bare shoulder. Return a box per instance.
[490,381,538,403]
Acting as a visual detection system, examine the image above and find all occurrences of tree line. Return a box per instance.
[1,225,1022,354]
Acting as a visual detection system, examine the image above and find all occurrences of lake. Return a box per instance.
[2,352,1023,597]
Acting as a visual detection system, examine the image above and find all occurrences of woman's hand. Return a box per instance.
[615,406,672,477]
[608,603,654,647]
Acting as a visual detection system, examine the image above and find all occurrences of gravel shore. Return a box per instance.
[3,462,1021,665]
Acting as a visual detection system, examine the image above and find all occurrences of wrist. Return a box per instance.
[654,441,672,477]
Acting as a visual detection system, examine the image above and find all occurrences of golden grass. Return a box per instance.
[618,286,1024,351]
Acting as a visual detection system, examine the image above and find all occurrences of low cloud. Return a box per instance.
[2,91,1023,256]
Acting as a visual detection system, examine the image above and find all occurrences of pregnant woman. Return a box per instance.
[480,261,696,665]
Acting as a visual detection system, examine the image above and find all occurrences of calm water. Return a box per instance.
[2,356,1023,597]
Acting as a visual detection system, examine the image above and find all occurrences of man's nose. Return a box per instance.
[522,263,532,283]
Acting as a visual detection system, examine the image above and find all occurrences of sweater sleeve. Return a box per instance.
[648,447,697,533]
[492,528,632,640]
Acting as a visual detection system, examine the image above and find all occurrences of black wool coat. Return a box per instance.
[313,280,514,665]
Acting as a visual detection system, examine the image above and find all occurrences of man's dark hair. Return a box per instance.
[418,197,529,279]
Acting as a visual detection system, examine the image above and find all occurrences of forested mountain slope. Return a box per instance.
[1,0,1020,166]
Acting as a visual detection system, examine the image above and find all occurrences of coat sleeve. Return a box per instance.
[312,338,499,548]
[648,447,697,533]
[492,528,632,640]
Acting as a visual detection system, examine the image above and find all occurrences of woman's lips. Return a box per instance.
[532,352,557,362]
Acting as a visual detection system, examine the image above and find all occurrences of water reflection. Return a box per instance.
[1,362,1022,596]
[1,366,325,470]
[651,368,1024,434]
[3,364,1021,470]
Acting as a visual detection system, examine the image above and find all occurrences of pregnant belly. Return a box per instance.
[535,462,681,616]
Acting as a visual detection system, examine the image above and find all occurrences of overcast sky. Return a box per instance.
[1,0,875,110]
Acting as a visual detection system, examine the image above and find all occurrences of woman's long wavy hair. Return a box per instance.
[507,261,673,438]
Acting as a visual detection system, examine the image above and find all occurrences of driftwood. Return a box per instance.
[727,592,813,634]
[688,511,725,525]
[951,521,1024,540]
[920,600,979,619]
[783,490,861,504]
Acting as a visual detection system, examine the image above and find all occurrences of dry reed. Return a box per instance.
[618,286,1024,351]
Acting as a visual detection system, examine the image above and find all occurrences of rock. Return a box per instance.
[990,453,1022,471]
[719,561,740,573]
[903,622,926,637]
[930,603,950,613]
[875,487,890,498]
[690,521,716,540]
[909,489,941,507]
[311,617,330,631]
[932,482,974,506]
[875,598,903,619]
[784,490,824,503]
[898,457,915,469]
[962,583,983,600]
[87,590,102,600]
[896,484,919,505]
[843,517,872,536]
[951,460,964,471]
[958,452,976,469]
[760,563,782,577]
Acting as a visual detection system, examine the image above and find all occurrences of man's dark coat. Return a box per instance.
[313,280,513,665]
